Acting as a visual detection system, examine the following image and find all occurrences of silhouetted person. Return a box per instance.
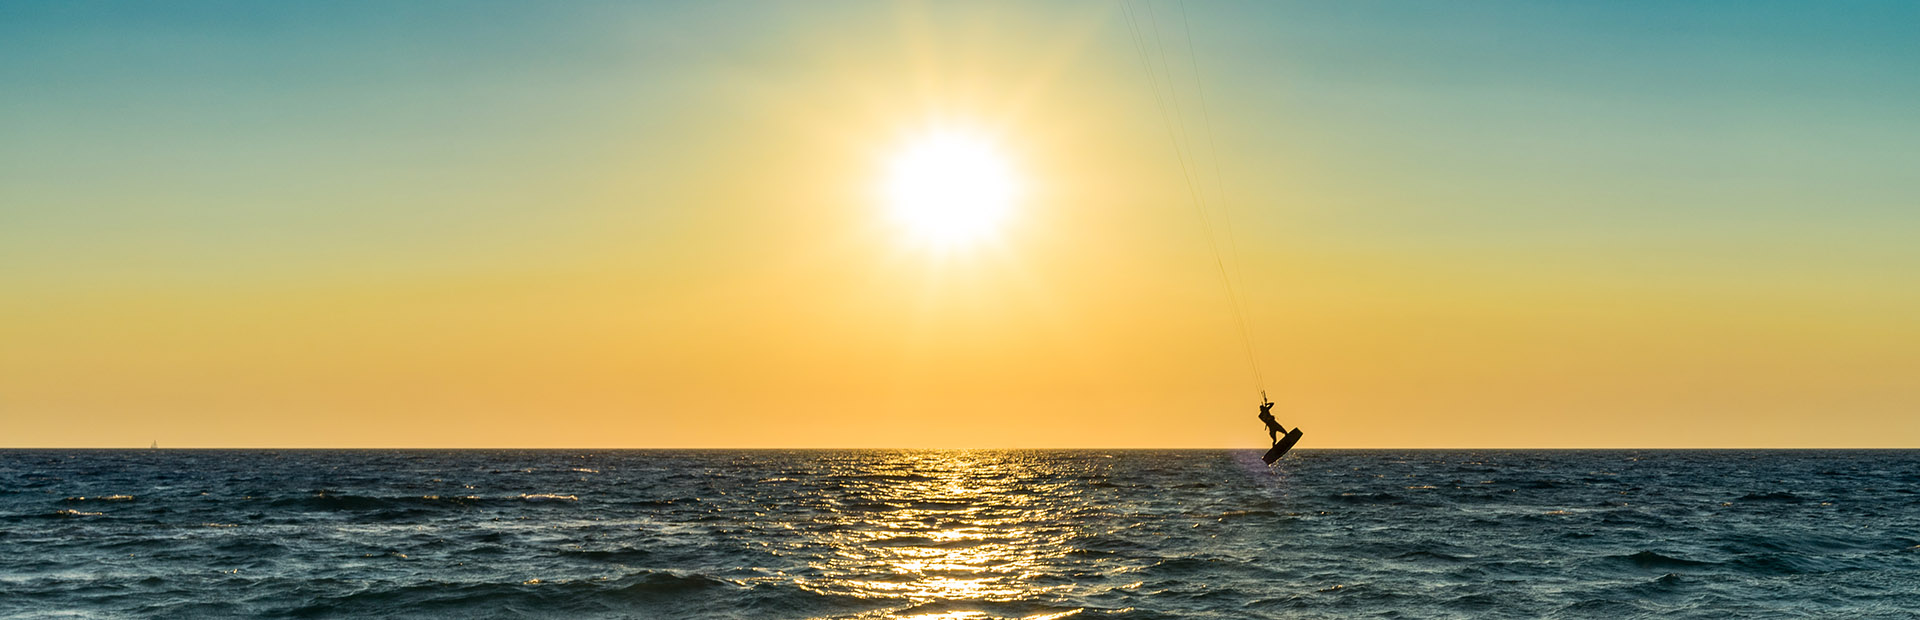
[1258,400,1289,443]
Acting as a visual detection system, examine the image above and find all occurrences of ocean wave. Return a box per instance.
[267,493,484,512]
[275,571,741,617]
[866,535,1010,549]
[1613,551,1715,570]
[1554,598,1654,616]
[906,500,972,510]
[1331,492,1402,504]
[1729,552,1842,575]
[1130,557,1279,583]
[561,547,653,563]
[211,538,291,557]
[1736,491,1806,502]
[1392,550,1470,563]
[519,493,578,502]
[885,599,1089,620]
[836,473,936,483]
[1444,592,1501,609]
[610,570,733,595]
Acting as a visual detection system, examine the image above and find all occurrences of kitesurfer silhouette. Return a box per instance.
[1257,399,1289,444]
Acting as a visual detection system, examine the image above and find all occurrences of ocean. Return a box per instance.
[2,449,1916,619]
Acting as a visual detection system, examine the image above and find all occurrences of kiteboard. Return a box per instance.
[1262,428,1304,464]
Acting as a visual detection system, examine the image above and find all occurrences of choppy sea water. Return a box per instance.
[3,450,1917,619]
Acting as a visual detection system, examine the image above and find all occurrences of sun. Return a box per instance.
[882,130,1020,249]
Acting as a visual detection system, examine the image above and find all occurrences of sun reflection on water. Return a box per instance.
[796,451,1092,619]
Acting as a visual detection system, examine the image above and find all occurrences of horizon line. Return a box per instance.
[5,446,1916,451]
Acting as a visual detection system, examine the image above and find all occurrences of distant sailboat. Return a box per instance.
[150,440,158,449]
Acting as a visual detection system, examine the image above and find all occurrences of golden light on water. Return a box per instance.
[799,452,1090,619]
[881,129,1021,250]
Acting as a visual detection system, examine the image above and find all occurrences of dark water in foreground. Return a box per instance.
[3,450,1917,619]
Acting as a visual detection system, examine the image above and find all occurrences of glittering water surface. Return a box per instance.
[3,450,1918,619]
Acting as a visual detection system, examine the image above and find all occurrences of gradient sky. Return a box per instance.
[3,1,1916,448]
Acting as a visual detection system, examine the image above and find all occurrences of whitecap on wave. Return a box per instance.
[519,493,578,502]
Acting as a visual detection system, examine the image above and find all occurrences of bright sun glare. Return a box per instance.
[883,130,1019,248]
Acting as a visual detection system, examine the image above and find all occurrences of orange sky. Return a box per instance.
[3,2,1916,447]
